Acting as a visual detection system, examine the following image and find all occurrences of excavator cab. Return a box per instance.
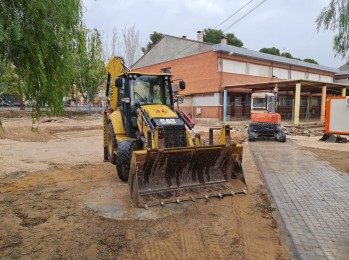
[251,93,275,113]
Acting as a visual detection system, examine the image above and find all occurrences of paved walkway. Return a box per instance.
[249,141,349,260]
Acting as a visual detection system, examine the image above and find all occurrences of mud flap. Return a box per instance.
[128,145,246,208]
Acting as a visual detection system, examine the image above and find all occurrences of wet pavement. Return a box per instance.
[250,140,349,260]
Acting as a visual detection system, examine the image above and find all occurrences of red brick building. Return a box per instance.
[133,34,345,122]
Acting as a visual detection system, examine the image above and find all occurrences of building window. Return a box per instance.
[308,73,320,81]
[320,75,333,83]
[248,64,270,77]
[273,67,289,79]
[291,70,306,80]
[161,67,171,74]
[222,59,247,74]
[218,58,223,71]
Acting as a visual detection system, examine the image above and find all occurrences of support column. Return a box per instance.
[294,83,301,125]
[223,89,227,122]
[309,93,313,118]
[320,85,327,122]
[342,87,347,96]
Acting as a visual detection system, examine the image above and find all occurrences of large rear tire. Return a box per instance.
[107,123,117,164]
[116,140,140,182]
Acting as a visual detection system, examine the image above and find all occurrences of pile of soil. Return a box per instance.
[283,126,324,137]
[198,129,246,145]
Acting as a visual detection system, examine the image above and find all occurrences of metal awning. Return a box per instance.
[224,79,348,95]
[222,79,348,124]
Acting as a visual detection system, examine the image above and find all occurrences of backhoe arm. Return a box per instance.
[105,57,130,109]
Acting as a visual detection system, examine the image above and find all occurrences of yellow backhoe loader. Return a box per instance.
[103,56,246,208]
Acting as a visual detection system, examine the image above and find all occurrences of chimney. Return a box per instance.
[197,31,203,42]
[221,36,227,45]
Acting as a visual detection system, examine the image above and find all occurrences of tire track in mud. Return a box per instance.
[135,224,184,260]
[132,199,244,260]
[137,227,206,260]
[136,228,181,260]
[180,226,205,259]
[196,200,244,259]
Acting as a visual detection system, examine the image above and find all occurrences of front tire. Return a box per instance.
[103,147,108,161]
[107,123,117,164]
[116,140,140,181]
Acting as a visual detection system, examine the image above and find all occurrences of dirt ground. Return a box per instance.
[0,114,293,259]
[289,135,349,174]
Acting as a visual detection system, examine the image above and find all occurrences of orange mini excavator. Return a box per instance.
[247,93,286,142]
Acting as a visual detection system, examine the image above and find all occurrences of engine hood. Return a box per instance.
[141,104,178,119]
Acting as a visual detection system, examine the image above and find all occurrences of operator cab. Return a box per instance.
[116,73,174,109]
[251,93,276,113]
[115,73,175,137]
[130,74,173,108]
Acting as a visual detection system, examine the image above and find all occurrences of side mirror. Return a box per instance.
[115,78,123,88]
[179,80,186,90]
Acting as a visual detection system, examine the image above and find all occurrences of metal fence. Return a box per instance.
[229,101,321,120]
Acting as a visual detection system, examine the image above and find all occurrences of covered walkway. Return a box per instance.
[223,79,348,125]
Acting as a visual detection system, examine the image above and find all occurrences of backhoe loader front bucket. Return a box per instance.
[128,144,246,208]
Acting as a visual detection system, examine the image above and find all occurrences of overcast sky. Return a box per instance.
[83,0,345,68]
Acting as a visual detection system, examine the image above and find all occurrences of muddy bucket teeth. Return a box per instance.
[128,145,246,208]
[143,188,248,208]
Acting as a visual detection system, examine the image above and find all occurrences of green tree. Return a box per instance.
[0,0,83,117]
[316,0,349,58]
[259,47,281,56]
[281,52,301,61]
[141,32,163,54]
[226,33,244,47]
[280,52,292,58]
[303,58,319,65]
[74,28,106,114]
[0,59,20,98]
[203,28,222,44]
[259,48,317,63]
[203,28,243,47]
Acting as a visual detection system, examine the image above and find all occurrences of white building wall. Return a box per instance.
[193,93,220,106]
[181,96,192,107]
[221,59,334,82]
[334,79,349,85]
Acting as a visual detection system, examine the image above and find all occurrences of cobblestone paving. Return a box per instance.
[250,141,349,260]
